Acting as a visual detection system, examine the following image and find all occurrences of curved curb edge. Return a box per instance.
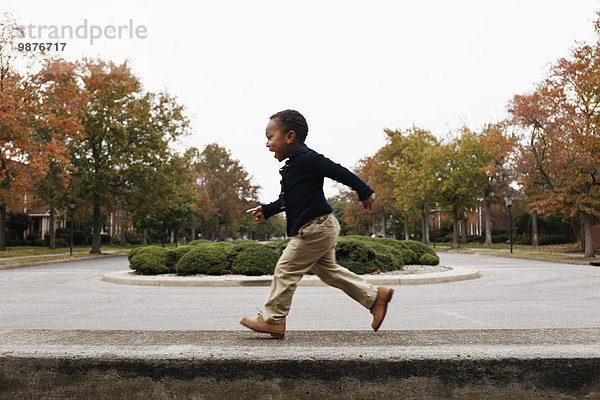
[102,267,480,287]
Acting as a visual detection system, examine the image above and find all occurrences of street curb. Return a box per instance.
[1,329,598,399]
[0,253,127,271]
[101,266,480,287]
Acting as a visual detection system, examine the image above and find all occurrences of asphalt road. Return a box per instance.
[1,252,599,331]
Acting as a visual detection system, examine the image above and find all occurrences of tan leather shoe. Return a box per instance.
[240,314,286,339]
[370,287,394,331]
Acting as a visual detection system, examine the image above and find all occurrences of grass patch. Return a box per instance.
[0,253,98,266]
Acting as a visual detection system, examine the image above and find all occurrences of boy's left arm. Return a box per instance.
[306,151,375,205]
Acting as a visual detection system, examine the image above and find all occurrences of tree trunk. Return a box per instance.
[191,221,196,241]
[49,208,56,249]
[0,203,5,251]
[584,212,595,258]
[381,214,386,238]
[91,204,102,254]
[461,213,467,244]
[404,212,409,241]
[143,228,148,245]
[484,200,492,245]
[452,208,459,248]
[421,209,428,244]
[532,210,539,247]
[581,214,585,250]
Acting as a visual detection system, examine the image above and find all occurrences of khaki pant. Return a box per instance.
[262,213,379,325]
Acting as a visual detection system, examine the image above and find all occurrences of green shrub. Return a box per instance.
[188,239,212,246]
[125,230,142,245]
[32,239,45,247]
[356,239,404,271]
[26,232,40,241]
[129,247,169,275]
[376,238,417,265]
[400,240,436,260]
[419,253,440,265]
[492,234,509,244]
[127,247,144,262]
[442,234,454,243]
[166,246,194,272]
[264,239,290,255]
[518,236,533,245]
[335,237,378,274]
[538,234,572,245]
[176,245,231,275]
[231,244,279,275]
[73,231,88,245]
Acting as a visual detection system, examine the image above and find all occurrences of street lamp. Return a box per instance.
[68,200,77,256]
[504,196,513,253]
[430,211,436,248]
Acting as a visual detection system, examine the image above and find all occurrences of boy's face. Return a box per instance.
[266,118,297,161]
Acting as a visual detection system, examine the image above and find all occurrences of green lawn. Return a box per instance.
[432,242,595,264]
[0,243,179,258]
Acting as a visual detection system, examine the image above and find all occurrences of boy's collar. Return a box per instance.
[288,143,309,160]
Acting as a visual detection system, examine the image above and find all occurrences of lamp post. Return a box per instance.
[430,211,436,248]
[68,201,77,256]
[504,196,513,253]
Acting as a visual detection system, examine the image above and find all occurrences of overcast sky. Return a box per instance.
[6,1,600,203]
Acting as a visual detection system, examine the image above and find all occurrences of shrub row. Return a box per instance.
[129,236,440,276]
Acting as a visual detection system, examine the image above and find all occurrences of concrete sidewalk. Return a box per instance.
[102,266,480,287]
[1,328,599,399]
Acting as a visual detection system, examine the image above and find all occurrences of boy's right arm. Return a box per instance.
[246,206,264,222]
[247,198,282,222]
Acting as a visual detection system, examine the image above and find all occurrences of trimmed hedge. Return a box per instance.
[419,253,440,265]
[166,246,194,272]
[538,234,572,246]
[129,236,440,275]
[129,247,169,275]
[176,245,231,275]
[335,238,378,274]
[231,243,279,276]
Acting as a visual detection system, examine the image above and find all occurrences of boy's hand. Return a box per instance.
[360,193,376,211]
[246,205,265,222]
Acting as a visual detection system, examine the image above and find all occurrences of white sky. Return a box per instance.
[6,1,600,203]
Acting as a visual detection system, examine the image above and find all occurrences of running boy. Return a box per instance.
[241,109,394,338]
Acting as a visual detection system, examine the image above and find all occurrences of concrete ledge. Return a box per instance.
[0,329,599,399]
[102,266,480,287]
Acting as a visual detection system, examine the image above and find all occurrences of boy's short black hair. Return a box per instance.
[270,109,308,143]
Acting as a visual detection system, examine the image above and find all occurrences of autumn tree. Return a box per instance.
[118,91,194,246]
[190,143,259,240]
[32,59,86,248]
[436,130,488,248]
[0,15,46,250]
[67,59,192,253]
[509,16,600,258]
[478,123,517,246]
[386,127,440,243]
[354,151,396,237]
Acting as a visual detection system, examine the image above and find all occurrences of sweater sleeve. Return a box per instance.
[305,150,374,201]
[261,198,282,220]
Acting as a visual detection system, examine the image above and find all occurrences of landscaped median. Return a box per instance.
[103,236,480,286]
[127,236,441,276]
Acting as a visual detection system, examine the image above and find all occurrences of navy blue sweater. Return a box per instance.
[261,144,374,237]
